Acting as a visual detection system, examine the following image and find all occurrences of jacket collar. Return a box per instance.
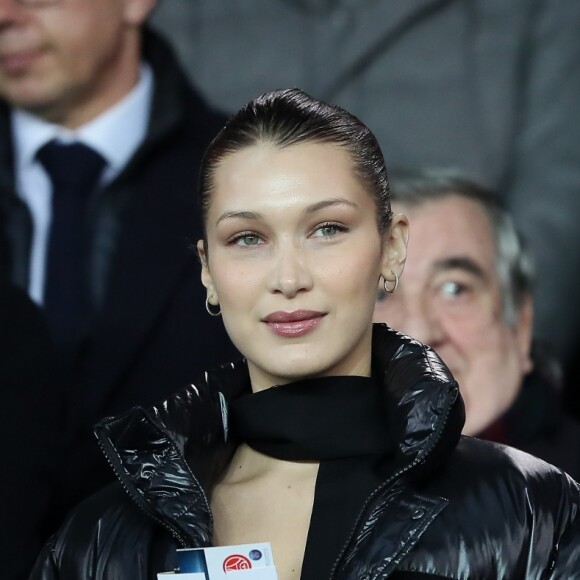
[371,324,464,479]
[95,324,464,547]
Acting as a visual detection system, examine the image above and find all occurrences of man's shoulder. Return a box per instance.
[143,27,227,140]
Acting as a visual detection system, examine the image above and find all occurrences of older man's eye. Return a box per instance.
[440,281,466,298]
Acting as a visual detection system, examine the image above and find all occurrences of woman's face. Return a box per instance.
[198,142,407,391]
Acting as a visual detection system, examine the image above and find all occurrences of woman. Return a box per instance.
[32,90,580,579]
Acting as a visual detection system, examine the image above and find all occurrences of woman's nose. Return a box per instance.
[268,242,314,298]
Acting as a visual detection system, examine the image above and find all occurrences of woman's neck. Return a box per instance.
[222,443,319,485]
[211,443,318,580]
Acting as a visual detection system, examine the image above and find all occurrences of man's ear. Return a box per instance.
[381,212,409,285]
[515,294,534,374]
[196,239,218,304]
[123,0,157,26]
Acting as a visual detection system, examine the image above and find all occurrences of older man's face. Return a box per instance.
[0,0,154,127]
[374,195,532,435]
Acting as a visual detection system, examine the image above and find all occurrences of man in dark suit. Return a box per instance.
[0,0,236,554]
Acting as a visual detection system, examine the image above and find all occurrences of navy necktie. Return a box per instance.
[36,140,106,359]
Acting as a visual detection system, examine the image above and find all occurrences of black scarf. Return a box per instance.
[229,375,394,579]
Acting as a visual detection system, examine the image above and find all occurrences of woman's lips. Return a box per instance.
[263,310,326,337]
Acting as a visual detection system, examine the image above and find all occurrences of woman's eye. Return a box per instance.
[312,223,347,238]
[230,233,262,247]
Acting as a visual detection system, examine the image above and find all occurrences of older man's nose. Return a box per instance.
[376,290,444,347]
[398,298,445,346]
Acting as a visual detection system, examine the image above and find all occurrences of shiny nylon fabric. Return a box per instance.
[96,407,214,548]
[94,365,248,548]
[31,325,580,579]
[392,442,580,578]
[371,327,464,464]
[94,326,463,552]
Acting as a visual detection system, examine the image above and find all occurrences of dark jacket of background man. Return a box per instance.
[0,279,62,580]
[0,28,236,555]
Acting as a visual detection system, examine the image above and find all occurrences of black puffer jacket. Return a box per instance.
[31,326,580,579]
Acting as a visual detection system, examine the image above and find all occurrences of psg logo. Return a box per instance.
[223,554,252,572]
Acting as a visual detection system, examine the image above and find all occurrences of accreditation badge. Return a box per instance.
[158,543,278,579]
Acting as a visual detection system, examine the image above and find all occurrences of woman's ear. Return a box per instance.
[196,239,219,305]
[381,212,409,284]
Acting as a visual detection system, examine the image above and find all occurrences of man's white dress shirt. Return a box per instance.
[11,64,154,304]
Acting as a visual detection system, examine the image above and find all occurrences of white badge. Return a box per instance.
[158,543,278,579]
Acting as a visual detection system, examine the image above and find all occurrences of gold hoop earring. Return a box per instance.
[383,272,399,294]
[205,297,221,317]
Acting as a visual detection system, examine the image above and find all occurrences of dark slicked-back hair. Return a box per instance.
[198,88,392,239]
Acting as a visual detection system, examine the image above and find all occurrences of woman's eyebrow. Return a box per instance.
[216,198,359,225]
[216,210,262,226]
[304,198,360,214]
